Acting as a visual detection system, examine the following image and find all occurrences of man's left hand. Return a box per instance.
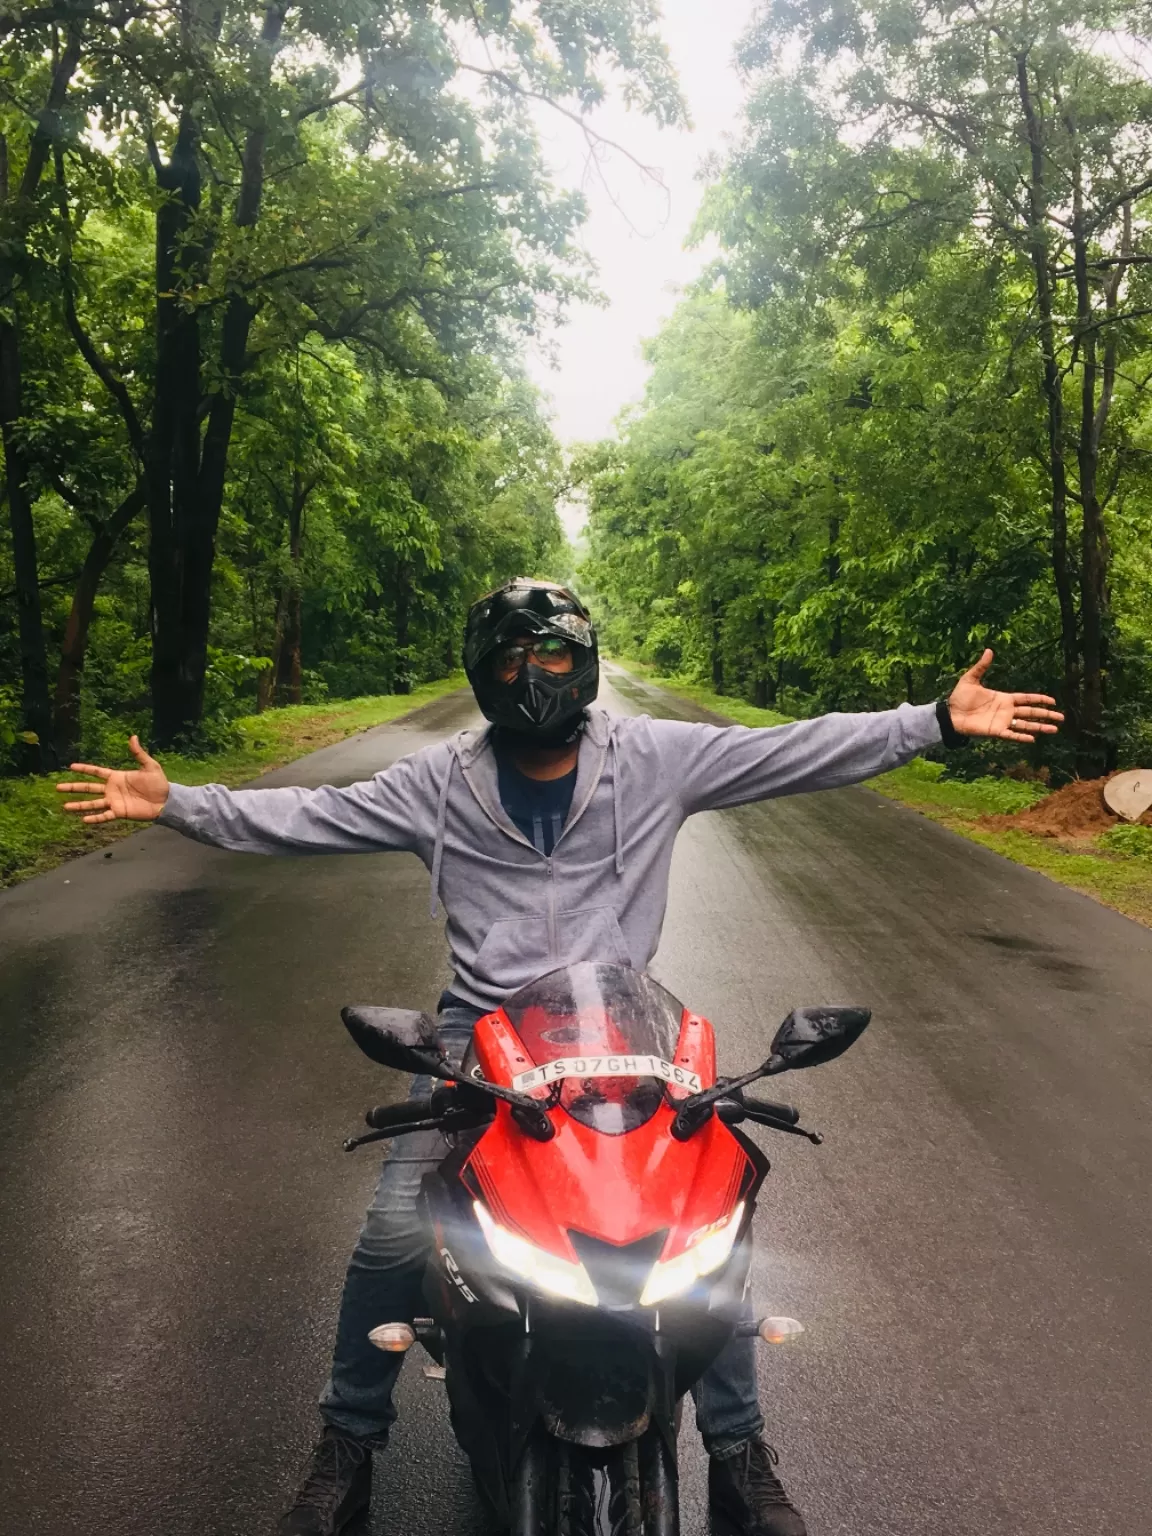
[948,650,1064,742]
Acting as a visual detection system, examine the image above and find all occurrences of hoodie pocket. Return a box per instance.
[473,917,551,989]
[473,906,631,990]
[558,905,632,967]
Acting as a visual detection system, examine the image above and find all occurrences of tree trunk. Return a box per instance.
[1015,53,1080,740]
[1070,176,1105,773]
[0,35,83,771]
[0,319,54,769]
[274,469,305,705]
[752,602,775,707]
[1069,175,1127,775]
[146,112,208,746]
[827,513,842,661]
[147,4,286,746]
[54,482,146,761]
[709,596,724,691]
[257,598,285,711]
[393,561,412,694]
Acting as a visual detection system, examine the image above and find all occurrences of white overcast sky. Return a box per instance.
[523,0,758,451]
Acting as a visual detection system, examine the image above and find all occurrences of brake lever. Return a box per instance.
[748,1111,823,1145]
[715,1099,823,1144]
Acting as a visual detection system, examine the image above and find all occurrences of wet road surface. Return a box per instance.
[2,666,1151,1535]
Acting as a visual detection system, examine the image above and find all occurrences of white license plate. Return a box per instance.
[511,1055,702,1094]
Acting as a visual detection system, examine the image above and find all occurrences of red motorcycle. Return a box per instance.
[342,961,869,1535]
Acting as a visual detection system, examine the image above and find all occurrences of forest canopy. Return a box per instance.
[578,0,1152,779]
[0,0,683,767]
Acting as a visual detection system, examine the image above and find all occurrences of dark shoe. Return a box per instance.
[276,1427,374,1535]
[709,1438,807,1536]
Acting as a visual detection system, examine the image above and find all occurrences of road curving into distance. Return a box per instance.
[2,664,1151,1535]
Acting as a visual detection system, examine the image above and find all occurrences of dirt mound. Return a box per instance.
[979,775,1152,839]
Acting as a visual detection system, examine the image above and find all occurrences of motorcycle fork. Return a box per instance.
[511,1430,679,1536]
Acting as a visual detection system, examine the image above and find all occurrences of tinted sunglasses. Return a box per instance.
[494,636,573,671]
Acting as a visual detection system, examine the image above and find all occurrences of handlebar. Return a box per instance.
[365,1097,434,1130]
[740,1096,799,1125]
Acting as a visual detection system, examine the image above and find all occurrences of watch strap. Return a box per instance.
[935,698,965,749]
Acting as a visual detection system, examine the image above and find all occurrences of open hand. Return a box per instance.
[57,735,170,823]
[948,650,1064,742]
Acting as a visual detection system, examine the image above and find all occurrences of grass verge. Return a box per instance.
[611,659,1152,928]
[0,675,466,890]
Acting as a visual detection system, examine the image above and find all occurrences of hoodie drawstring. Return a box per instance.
[611,730,624,875]
[429,749,455,918]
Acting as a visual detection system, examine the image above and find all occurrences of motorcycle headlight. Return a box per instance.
[473,1200,599,1307]
[639,1202,745,1307]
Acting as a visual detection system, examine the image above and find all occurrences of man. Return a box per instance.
[59,579,1062,1536]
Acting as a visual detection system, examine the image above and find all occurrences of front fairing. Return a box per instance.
[465,1097,755,1267]
[462,963,766,1287]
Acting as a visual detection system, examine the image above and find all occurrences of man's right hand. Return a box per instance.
[57,735,171,823]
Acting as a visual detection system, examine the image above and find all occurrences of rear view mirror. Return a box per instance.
[341,1006,447,1075]
[765,1006,871,1074]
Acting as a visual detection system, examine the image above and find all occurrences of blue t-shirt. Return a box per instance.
[495,755,577,857]
[438,755,578,1016]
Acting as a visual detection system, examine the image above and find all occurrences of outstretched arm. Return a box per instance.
[671,650,1062,816]
[57,736,428,857]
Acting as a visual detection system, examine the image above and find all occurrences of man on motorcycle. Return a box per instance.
[59,578,1062,1536]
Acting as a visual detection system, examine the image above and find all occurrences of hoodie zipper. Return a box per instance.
[545,854,556,959]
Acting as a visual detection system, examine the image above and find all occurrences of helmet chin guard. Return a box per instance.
[464,579,599,740]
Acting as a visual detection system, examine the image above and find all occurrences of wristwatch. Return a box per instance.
[935,698,965,749]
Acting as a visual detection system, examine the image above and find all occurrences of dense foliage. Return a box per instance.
[0,0,683,765]
[579,0,1152,778]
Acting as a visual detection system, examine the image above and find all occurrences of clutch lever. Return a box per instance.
[343,1110,485,1152]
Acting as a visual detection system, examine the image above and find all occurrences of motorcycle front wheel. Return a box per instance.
[510,1427,679,1536]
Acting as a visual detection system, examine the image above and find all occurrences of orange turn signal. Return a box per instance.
[368,1322,416,1353]
[758,1316,804,1344]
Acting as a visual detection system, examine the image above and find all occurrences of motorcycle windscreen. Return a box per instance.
[501,962,690,1135]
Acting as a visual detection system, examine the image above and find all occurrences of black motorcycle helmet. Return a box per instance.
[464,578,599,742]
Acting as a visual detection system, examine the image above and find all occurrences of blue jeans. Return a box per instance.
[319,1008,764,1455]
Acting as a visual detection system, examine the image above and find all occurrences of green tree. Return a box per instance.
[712,0,1152,768]
[1,0,685,756]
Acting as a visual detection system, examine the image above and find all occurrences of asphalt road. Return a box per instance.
[2,666,1151,1536]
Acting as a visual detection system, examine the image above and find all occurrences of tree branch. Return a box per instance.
[1054,253,1152,275]
[455,62,667,189]
[1087,174,1152,235]
[18,21,82,200]
[0,569,83,602]
[1075,306,1152,338]
[296,77,371,122]
[0,1,149,37]
[55,152,147,460]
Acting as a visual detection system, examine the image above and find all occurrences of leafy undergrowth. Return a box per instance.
[870,756,1046,816]
[612,661,1152,928]
[0,676,465,890]
[1099,824,1152,860]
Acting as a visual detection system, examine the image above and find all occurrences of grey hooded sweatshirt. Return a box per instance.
[159,702,942,1012]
